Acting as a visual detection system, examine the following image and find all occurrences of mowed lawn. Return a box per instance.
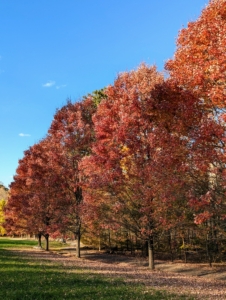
[0,238,194,300]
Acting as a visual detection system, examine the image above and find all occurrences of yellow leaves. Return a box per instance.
[119,145,135,178]
[120,157,129,177]
[0,199,6,235]
[120,145,129,154]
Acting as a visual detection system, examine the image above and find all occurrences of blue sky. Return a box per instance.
[0,0,208,188]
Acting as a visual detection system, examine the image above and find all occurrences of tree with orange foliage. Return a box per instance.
[166,0,226,108]
[83,64,204,269]
[166,0,226,265]
[5,137,64,250]
[48,97,97,257]
[4,168,30,238]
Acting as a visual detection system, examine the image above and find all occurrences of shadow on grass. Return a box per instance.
[4,248,225,298]
[0,249,187,300]
[0,238,38,248]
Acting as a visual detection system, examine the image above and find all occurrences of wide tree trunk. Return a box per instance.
[148,234,155,270]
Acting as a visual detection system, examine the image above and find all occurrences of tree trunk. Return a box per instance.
[184,250,188,263]
[108,229,111,250]
[37,233,42,248]
[168,230,174,262]
[148,235,155,269]
[76,230,81,258]
[75,186,82,258]
[44,233,49,251]
[144,240,148,257]
[206,237,213,267]
[99,235,101,251]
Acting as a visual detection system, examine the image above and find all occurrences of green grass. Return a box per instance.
[0,237,38,248]
[0,238,194,300]
[0,237,66,250]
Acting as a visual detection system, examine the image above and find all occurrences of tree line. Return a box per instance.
[3,0,226,269]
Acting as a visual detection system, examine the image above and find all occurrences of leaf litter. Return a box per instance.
[9,248,226,300]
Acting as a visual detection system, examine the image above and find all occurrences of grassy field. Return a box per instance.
[0,238,194,300]
[0,237,64,249]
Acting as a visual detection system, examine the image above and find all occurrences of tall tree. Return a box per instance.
[48,97,97,257]
[83,64,202,268]
[165,0,226,262]
[5,138,62,250]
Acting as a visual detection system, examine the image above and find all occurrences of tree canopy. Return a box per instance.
[4,0,226,269]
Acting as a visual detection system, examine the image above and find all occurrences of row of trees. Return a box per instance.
[3,0,226,269]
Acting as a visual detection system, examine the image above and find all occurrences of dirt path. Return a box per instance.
[11,248,226,299]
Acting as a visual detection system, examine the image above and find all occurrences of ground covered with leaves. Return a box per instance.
[2,245,226,300]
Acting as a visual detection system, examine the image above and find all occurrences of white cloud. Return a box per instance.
[19,133,31,137]
[56,84,67,89]
[42,80,55,88]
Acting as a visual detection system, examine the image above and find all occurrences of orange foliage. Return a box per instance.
[166,0,226,107]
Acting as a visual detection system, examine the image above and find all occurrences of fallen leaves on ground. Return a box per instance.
[9,248,226,300]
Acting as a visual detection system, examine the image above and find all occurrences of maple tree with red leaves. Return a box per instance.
[82,65,207,269]
[165,0,226,265]
[4,0,226,268]
[5,137,62,250]
[47,97,98,257]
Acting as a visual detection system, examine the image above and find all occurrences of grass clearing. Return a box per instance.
[0,237,64,249]
[0,238,194,300]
